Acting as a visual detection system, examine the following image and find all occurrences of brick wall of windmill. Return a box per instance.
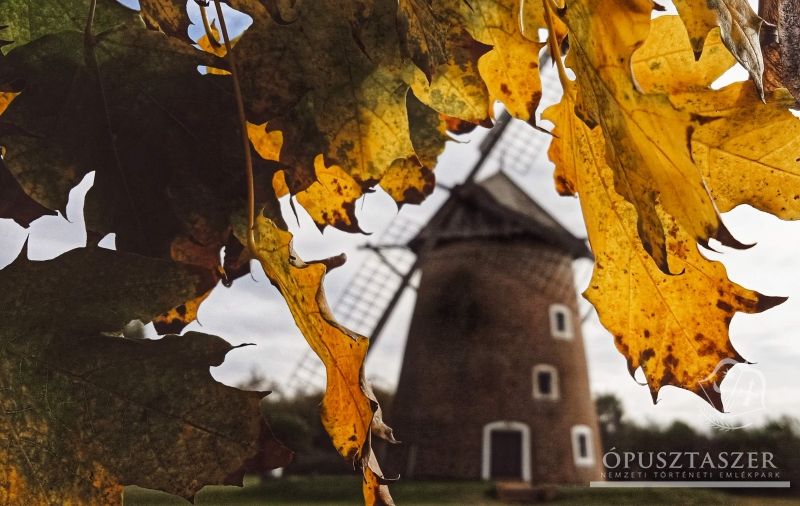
[386,238,603,484]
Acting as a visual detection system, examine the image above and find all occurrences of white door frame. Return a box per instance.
[481,420,531,482]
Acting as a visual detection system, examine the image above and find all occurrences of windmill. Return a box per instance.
[284,104,595,396]
[285,111,520,393]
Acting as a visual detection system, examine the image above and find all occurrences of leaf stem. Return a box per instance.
[543,0,572,93]
[212,0,256,249]
[84,0,97,46]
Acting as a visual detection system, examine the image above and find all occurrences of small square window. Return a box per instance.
[549,304,574,340]
[532,365,559,400]
[537,372,552,395]
[577,434,588,458]
[555,311,566,332]
[571,425,595,467]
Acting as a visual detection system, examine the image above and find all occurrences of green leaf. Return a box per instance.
[0,0,140,53]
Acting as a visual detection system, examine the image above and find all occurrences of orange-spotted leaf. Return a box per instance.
[545,94,785,410]
[379,157,435,206]
[295,156,364,232]
[562,3,745,273]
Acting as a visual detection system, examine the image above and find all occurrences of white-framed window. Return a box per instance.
[549,303,574,340]
[571,425,595,467]
[532,364,559,400]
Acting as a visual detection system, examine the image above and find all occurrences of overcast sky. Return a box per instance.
[2,0,798,432]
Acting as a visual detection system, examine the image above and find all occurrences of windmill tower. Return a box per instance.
[385,170,603,485]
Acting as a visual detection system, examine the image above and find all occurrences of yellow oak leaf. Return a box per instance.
[468,0,544,121]
[272,171,290,199]
[407,91,450,170]
[632,16,800,220]
[249,123,364,230]
[686,84,800,218]
[247,121,282,162]
[562,0,744,273]
[195,23,230,75]
[545,93,784,409]
[632,16,735,94]
[521,0,567,43]
[152,288,213,334]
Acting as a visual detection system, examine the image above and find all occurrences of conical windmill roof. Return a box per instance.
[408,171,591,259]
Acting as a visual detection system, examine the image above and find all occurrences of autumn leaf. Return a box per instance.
[152,289,214,335]
[674,0,770,97]
[397,0,449,83]
[561,0,746,274]
[248,216,396,503]
[0,247,291,504]
[228,0,415,193]
[689,84,800,217]
[406,91,451,170]
[634,16,800,222]
[545,92,785,410]
[521,0,567,43]
[437,0,545,122]
[0,1,268,283]
[289,157,364,233]
[631,17,735,94]
[380,156,436,206]
[139,0,193,41]
[407,25,492,124]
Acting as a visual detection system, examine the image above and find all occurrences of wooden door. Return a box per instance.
[490,430,522,479]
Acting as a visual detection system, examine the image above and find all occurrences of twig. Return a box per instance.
[200,4,222,48]
[212,0,256,249]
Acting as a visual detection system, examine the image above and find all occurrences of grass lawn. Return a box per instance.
[124,476,799,505]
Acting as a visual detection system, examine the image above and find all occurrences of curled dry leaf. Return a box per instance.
[674,0,770,98]
[138,0,193,42]
[248,217,394,503]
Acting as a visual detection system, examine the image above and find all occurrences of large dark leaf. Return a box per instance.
[0,0,270,276]
[0,247,291,504]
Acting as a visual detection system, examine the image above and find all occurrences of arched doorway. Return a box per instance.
[481,421,531,481]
